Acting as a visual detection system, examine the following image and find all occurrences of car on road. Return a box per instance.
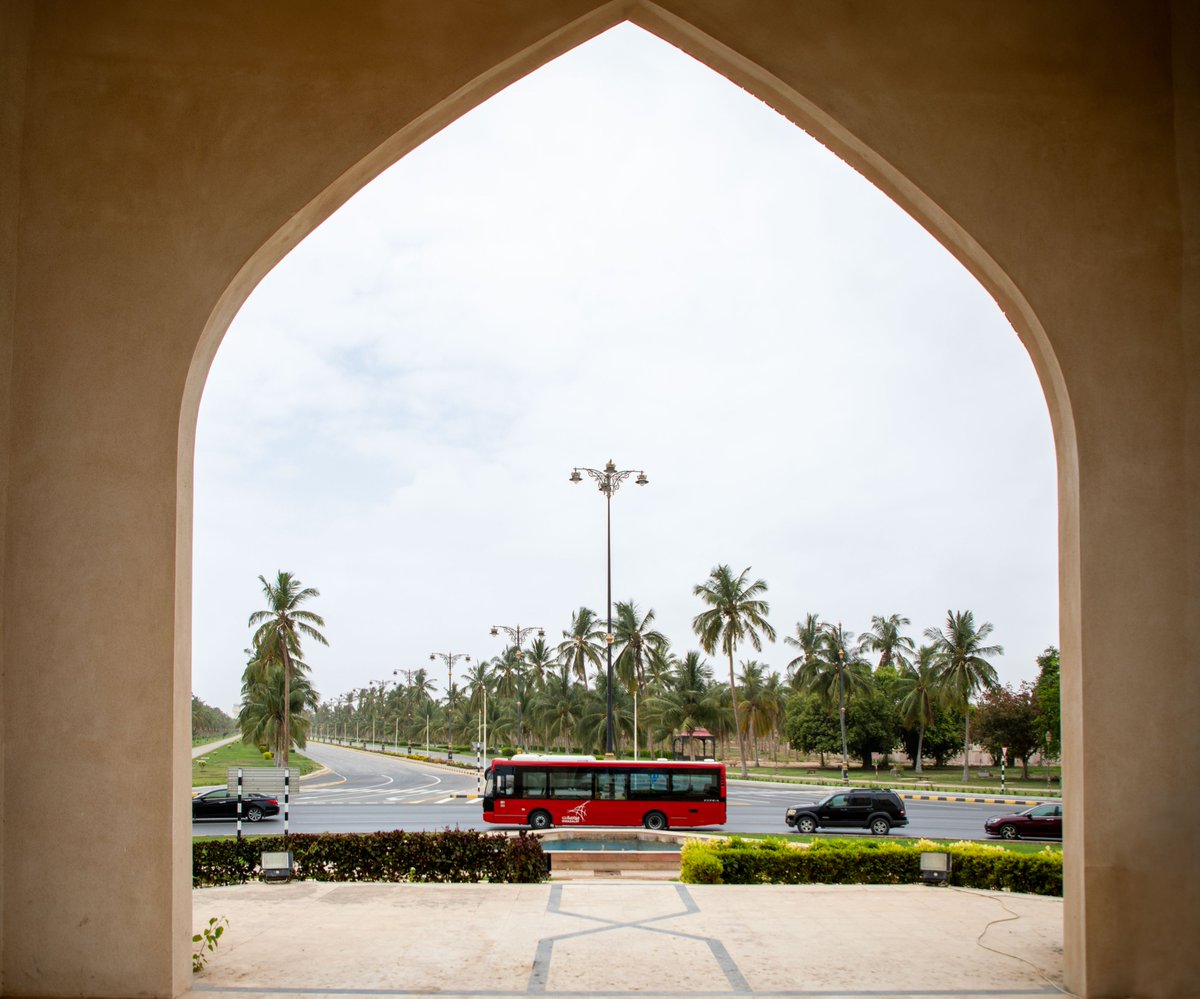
[785,789,908,835]
[192,788,280,822]
[984,801,1062,839]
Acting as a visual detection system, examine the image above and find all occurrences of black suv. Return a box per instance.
[785,789,908,835]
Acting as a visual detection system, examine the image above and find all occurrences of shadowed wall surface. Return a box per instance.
[0,2,1196,996]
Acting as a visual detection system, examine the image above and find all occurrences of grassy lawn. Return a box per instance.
[693,831,1061,854]
[192,741,320,787]
[735,763,1061,796]
[193,733,236,746]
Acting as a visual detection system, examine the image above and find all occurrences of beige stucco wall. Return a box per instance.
[0,2,1196,996]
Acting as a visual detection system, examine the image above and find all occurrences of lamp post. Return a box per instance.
[489,624,543,751]
[835,623,849,784]
[370,679,389,748]
[569,459,648,757]
[430,652,471,760]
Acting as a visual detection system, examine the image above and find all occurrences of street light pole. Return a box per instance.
[835,623,849,784]
[371,679,388,748]
[570,459,648,757]
[489,624,544,751]
[430,652,470,760]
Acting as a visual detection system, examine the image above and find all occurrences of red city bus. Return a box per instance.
[482,754,726,830]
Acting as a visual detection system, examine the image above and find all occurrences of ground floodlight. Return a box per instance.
[919,851,951,885]
[261,851,295,884]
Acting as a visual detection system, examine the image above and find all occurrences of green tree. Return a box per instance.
[783,613,823,689]
[973,681,1042,778]
[736,660,774,767]
[531,666,584,753]
[845,666,901,768]
[645,651,720,746]
[792,622,872,775]
[924,609,1003,781]
[247,571,327,767]
[859,614,916,673]
[238,662,318,759]
[556,607,605,690]
[692,565,776,779]
[784,693,840,765]
[192,695,235,739]
[898,704,963,768]
[612,600,667,695]
[893,645,940,772]
[1033,645,1061,757]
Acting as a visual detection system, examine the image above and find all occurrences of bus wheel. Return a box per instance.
[529,810,552,830]
[643,811,668,831]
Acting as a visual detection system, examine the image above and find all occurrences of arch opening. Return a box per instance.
[187,16,1065,993]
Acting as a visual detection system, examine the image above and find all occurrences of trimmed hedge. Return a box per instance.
[193,829,549,888]
[680,837,1062,896]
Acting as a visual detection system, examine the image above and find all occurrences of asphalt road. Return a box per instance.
[192,741,1054,841]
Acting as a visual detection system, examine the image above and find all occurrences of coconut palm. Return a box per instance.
[612,600,667,695]
[238,663,319,760]
[247,571,328,767]
[924,610,1003,781]
[736,660,774,767]
[893,645,939,772]
[859,613,916,673]
[783,613,823,688]
[692,564,776,778]
[793,622,872,774]
[556,607,606,690]
[522,637,556,696]
[531,667,584,753]
[646,651,719,743]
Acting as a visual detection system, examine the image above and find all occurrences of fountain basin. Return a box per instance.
[527,828,691,879]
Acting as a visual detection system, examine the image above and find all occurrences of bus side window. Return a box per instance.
[597,771,627,800]
[549,767,593,799]
[630,771,669,798]
[520,770,549,798]
[672,772,718,799]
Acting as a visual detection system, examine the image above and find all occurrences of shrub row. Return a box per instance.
[193,829,549,887]
[680,837,1062,896]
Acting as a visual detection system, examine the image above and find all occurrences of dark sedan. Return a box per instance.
[984,801,1062,839]
[192,788,279,822]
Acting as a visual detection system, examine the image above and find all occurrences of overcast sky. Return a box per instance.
[192,24,1058,716]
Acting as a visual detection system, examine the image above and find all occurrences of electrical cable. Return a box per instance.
[950,885,1074,996]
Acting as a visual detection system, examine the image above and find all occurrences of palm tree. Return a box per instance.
[894,645,939,772]
[859,614,916,673]
[692,565,776,778]
[924,610,1003,781]
[522,637,556,696]
[556,607,606,690]
[531,667,583,753]
[247,571,328,767]
[612,600,667,695]
[783,613,823,689]
[646,651,719,748]
[736,660,773,767]
[760,671,789,762]
[793,622,872,775]
[238,663,319,760]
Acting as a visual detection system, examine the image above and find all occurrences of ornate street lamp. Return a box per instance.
[569,459,648,756]
[430,652,471,760]
[489,624,543,750]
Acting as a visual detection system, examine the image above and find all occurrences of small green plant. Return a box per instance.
[192,916,228,974]
[261,750,273,760]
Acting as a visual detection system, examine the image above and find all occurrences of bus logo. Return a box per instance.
[562,802,588,824]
